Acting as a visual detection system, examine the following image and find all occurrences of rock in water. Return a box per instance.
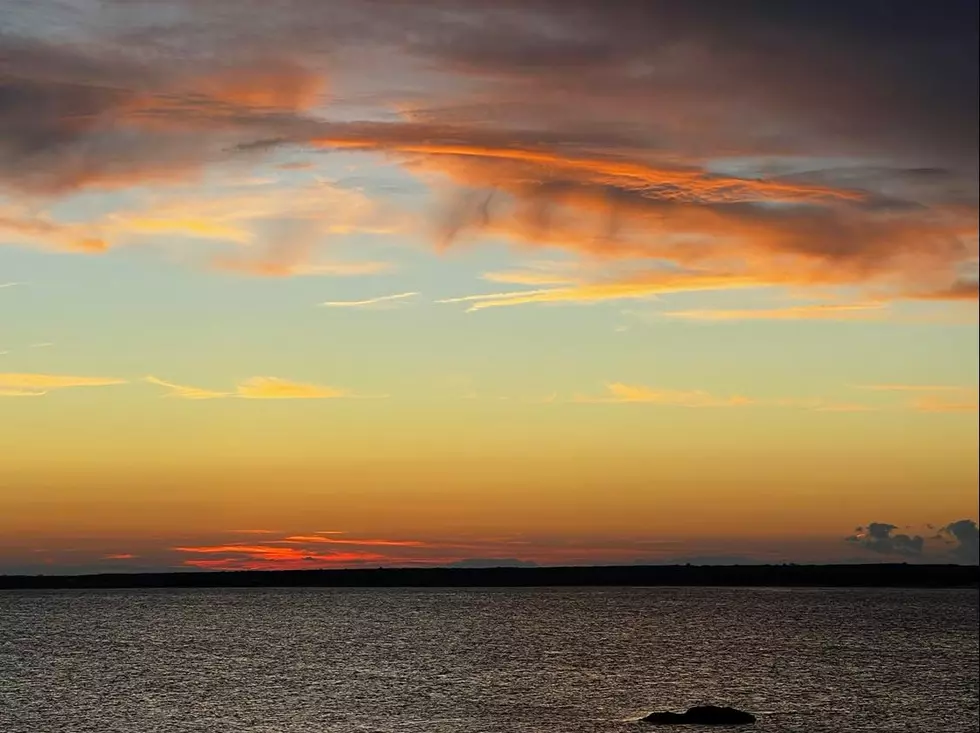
[642,705,756,725]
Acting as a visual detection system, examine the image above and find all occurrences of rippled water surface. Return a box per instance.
[1,587,977,732]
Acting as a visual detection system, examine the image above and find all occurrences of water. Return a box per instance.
[1,587,977,732]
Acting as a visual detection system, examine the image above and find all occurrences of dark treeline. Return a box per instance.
[0,564,977,590]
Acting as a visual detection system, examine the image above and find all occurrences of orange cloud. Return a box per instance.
[0,373,127,397]
[856,384,974,392]
[212,259,395,278]
[314,129,861,204]
[481,270,580,286]
[853,384,978,414]
[912,397,979,413]
[145,375,355,400]
[102,553,138,560]
[593,383,755,408]
[228,529,280,535]
[1,206,110,253]
[356,129,974,301]
[280,535,435,547]
[188,60,327,113]
[436,271,763,311]
[236,377,347,400]
[144,376,229,400]
[576,383,878,412]
[175,544,388,570]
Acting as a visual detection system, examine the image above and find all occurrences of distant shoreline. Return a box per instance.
[1,564,977,590]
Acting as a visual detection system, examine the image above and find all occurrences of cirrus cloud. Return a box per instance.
[145,375,357,400]
[0,373,127,397]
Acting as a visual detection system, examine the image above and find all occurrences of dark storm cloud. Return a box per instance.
[938,520,980,565]
[846,523,925,557]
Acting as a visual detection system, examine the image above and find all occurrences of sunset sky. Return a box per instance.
[1,0,977,573]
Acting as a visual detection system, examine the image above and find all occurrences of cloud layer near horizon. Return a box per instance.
[846,520,979,564]
[0,0,976,301]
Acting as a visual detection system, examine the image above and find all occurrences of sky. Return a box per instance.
[1,0,977,573]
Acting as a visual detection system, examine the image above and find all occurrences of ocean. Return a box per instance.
[1,587,977,732]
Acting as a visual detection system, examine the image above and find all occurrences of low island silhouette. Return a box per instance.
[0,563,976,590]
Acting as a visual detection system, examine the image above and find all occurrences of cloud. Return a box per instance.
[214,259,394,278]
[145,375,353,400]
[663,302,888,322]
[0,34,327,195]
[2,0,976,299]
[102,554,138,560]
[0,372,126,397]
[436,271,762,311]
[174,544,388,570]
[846,519,979,563]
[845,523,925,557]
[172,532,483,570]
[907,279,979,301]
[577,383,875,412]
[856,384,974,392]
[854,384,979,413]
[590,383,754,408]
[227,529,280,535]
[236,377,347,400]
[320,291,419,308]
[144,375,229,400]
[938,520,980,564]
[911,396,979,413]
[93,181,400,275]
[279,535,435,548]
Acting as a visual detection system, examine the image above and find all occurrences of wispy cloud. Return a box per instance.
[213,259,395,278]
[480,265,581,286]
[1,282,22,289]
[855,384,974,392]
[585,383,755,408]
[146,375,355,400]
[144,376,229,400]
[912,396,979,413]
[320,291,419,308]
[237,376,348,400]
[0,373,127,397]
[662,302,888,322]
[575,383,879,412]
[174,544,388,570]
[436,272,761,312]
[853,384,978,413]
[228,529,280,535]
[279,535,435,548]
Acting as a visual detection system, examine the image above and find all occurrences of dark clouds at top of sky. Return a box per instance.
[0,0,977,296]
[3,0,976,173]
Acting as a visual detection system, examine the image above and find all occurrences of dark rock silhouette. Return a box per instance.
[642,705,756,725]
